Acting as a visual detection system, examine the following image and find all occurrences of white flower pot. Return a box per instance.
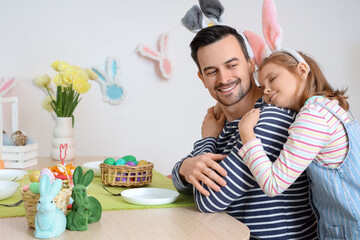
[51,117,75,161]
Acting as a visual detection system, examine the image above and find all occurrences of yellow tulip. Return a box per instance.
[85,68,98,80]
[51,60,70,72]
[41,96,54,112]
[73,78,91,94]
[34,74,51,88]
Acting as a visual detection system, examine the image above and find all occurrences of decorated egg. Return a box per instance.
[0,159,4,169]
[104,158,115,165]
[122,155,136,163]
[137,160,148,166]
[125,161,136,167]
[114,159,126,166]
[29,170,41,182]
[40,168,55,182]
[10,130,28,146]
[116,172,121,181]
[30,182,40,194]
[22,185,30,192]
[121,173,128,182]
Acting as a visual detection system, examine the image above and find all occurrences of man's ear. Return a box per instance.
[248,58,255,74]
[198,71,206,86]
[297,62,309,80]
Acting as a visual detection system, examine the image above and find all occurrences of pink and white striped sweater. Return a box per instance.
[238,96,349,196]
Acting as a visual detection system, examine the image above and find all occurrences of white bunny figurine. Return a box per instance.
[34,174,66,239]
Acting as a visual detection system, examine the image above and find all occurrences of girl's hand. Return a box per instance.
[201,106,226,138]
[238,108,260,144]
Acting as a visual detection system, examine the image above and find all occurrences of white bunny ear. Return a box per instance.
[262,0,283,51]
[244,30,270,66]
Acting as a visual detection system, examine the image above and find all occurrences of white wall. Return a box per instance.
[1,0,359,175]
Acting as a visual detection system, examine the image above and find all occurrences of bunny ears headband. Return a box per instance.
[182,0,310,72]
[250,0,310,71]
[181,0,255,60]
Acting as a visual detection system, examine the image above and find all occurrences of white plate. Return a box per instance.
[82,161,102,176]
[0,180,20,200]
[0,169,28,181]
[121,188,179,205]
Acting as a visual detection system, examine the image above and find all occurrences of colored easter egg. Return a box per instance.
[116,172,121,181]
[22,185,30,192]
[29,170,41,182]
[137,160,148,166]
[40,168,55,182]
[122,155,136,163]
[125,161,136,167]
[104,158,115,165]
[115,158,126,166]
[30,182,40,194]
[0,159,4,169]
[120,173,128,181]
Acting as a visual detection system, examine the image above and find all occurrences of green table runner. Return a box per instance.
[0,170,195,218]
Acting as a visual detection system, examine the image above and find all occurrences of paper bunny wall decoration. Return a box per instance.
[137,33,173,80]
[245,0,310,69]
[0,77,17,97]
[91,56,125,105]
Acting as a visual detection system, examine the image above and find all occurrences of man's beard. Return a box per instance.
[216,79,251,106]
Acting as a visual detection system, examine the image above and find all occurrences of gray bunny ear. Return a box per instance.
[181,5,205,32]
[199,0,224,24]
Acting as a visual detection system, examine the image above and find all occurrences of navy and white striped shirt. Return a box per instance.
[172,97,318,239]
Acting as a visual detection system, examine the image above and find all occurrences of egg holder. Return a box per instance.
[100,162,154,187]
[0,97,38,169]
[20,173,72,229]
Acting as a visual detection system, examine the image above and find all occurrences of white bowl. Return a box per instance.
[0,180,20,200]
[82,161,102,176]
[0,169,28,181]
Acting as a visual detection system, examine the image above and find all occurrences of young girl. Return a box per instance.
[238,50,360,239]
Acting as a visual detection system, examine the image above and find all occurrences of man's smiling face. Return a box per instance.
[197,34,253,106]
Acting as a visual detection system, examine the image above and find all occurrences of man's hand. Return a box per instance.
[239,108,260,144]
[201,106,226,138]
[179,153,227,196]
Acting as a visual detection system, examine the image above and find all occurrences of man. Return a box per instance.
[172,25,318,239]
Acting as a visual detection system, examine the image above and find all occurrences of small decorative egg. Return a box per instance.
[30,182,40,194]
[22,185,30,192]
[40,168,55,182]
[2,131,12,146]
[116,172,121,181]
[104,158,115,165]
[121,173,128,182]
[137,160,148,166]
[0,159,4,169]
[10,130,28,146]
[122,155,136,163]
[29,170,41,182]
[125,161,136,167]
[114,159,126,166]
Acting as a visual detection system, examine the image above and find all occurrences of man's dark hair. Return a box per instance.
[190,25,250,72]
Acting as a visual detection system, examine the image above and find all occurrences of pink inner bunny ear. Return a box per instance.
[244,30,269,66]
[160,33,168,55]
[262,0,282,51]
[137,46,160,60]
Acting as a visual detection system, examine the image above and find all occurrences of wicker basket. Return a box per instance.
[100,162,154,187]
[21,174,72,228]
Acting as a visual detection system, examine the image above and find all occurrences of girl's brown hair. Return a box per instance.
[258,51,349,111]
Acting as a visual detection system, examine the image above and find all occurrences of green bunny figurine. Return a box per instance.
[66,166,102,231]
